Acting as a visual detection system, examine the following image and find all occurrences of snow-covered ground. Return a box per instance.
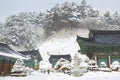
[38,29,89,60]
[1,71,120,80]
[1,29,120,80]
[24,28,120,80]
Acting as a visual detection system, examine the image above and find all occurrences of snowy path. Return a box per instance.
[1,71,120,80]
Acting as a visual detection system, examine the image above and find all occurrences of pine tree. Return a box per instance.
[113,12,120,26]
[103,11,113,25]
[0,12,44,50]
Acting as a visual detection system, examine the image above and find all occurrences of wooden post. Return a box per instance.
[2,58,5,75]
[94,55,97,65]
[8,59,11,74]
[108,55,111,68]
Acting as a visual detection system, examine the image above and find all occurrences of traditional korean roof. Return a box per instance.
[77,30,120,54]
[89,30,120,43]
[90,30,120,34]
[19,50,42,61]
[49,54,71,62]
[0,43,30,60]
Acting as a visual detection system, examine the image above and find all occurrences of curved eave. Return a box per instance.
[77,35,93,42]
[90,30,120,34]
[77,37,120,54]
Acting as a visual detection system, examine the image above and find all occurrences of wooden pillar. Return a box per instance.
[108,55,111,68]
[2,58,5,75]
[8,59,11,74]
[94,55,97,65]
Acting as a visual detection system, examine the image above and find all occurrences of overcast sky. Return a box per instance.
[0,0,120,22]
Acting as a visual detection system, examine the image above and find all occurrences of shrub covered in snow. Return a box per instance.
[100,62,107,68]
[54,58,71,73]
[110,61,120,71]
[88,60,98,71]
[99,62,111,72]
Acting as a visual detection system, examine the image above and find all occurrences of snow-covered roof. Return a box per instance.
[49,54,71,61]
[19,50,42,60]
[77,29,89,38]
[0,43,30,60]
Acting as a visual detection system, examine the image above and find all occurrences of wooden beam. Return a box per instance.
[108,55,111,68]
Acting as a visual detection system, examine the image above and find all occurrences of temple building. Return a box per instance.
[19,50,42,70]
[49,54,71,68]
[0,43,29,75]
[77,30,120,67]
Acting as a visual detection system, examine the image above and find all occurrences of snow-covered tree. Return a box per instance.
[11,59,26,73]
[0,12,44,50]
[103,11,113,25]
[76,0,99,19]
[11,59,33,76]
[60,2,77,20]
[113,12,120,26]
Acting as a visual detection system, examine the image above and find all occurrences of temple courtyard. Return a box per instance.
[0,71,120,80]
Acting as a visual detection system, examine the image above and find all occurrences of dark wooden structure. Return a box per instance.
[19,50,42,70]
[77,30,120,67]
[49,54,71,68]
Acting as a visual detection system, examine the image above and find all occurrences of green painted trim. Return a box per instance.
[111,56,120,63]
[78,39,120,54]
[97,57,108,67]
